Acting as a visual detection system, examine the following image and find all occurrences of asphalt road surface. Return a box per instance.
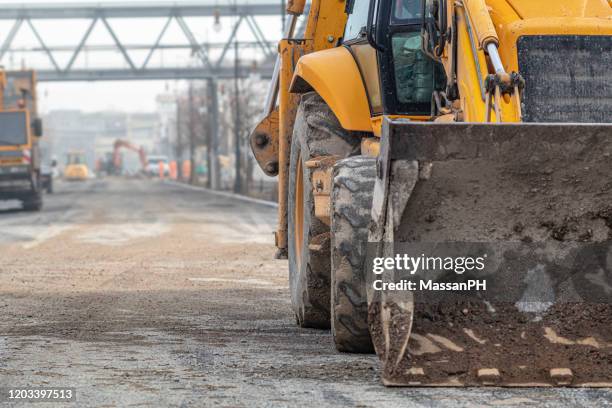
[0,178,610,407]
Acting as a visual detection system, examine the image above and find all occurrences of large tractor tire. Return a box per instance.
[330,157,376,353]
[22,195,42,212]
[22,173,42,212]
[46,177,54,194]
[288,92,360,329]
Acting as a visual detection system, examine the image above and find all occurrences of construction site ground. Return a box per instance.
[0,178,610,407]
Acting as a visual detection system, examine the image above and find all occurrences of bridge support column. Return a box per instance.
[207,77,221,190]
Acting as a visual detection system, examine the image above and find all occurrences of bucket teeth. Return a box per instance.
[308,243,323,252]
[477,368,501,385]
[404,367,425,385]
[550,368,574,386]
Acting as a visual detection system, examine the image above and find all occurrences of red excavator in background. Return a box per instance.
[111,139,147,175]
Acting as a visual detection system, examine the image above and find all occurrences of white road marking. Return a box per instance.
[0,209,82,249]
[77,222,169,245]
[188,277,276,286]
[22,224,73,249]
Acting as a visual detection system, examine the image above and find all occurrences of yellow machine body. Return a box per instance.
[64,152,89,181]
[250,0,612,386]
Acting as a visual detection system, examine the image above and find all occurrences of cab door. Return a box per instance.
[376,0,444,115]
[345,0,443,117]
[343,0,383,117]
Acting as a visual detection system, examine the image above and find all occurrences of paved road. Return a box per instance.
[0,178,610,407]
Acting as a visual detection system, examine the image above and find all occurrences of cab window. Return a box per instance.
[387,0,439,114]
[392,31,436,108]
[392,0,423,23]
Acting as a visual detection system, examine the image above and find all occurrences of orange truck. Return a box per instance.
[0,70,44,211]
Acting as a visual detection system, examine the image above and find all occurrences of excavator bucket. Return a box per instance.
[367,119,612,386]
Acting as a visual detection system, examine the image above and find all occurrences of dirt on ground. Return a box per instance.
[0,178,610,407]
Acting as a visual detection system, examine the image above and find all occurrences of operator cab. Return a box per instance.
[66,152,86,165]
[343,0,446,117]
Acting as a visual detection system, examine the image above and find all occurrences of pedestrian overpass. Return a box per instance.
[0,1,280,81]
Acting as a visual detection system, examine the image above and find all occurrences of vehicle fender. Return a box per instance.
[290,47,372,132]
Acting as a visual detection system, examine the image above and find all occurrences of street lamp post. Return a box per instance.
[233,39,241,194]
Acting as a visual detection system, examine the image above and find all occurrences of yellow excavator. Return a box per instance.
[250,0,611,386]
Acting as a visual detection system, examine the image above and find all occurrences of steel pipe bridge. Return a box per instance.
[0,2,281,81]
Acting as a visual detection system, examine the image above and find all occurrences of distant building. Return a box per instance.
[44,110,160,173]
[155,93,178,160]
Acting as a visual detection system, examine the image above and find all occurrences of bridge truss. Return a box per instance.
[0,2,281,81]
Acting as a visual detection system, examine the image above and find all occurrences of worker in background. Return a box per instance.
[182,160,191,182]
[169,161,177,180]
[158,160,165,180]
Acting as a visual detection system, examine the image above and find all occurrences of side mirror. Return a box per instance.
[32,117,43,137]
[51,159,58,167]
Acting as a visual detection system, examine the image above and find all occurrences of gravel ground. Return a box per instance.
[0,178,610,407]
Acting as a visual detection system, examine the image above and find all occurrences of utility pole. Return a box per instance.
[233,39,242,194]
[175,96,183,180]
[207,77,220,190]
[204,89,212,190]
[188,82,196,185]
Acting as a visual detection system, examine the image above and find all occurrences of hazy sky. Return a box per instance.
[0,0,282,113]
